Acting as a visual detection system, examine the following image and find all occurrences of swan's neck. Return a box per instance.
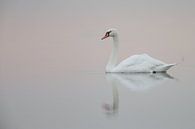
[106,36,119,72]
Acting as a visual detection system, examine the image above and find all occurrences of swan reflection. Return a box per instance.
[106,73,174,92]
[102,84,119,116]
[103,73,174,116]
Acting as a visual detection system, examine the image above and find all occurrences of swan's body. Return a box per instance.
[101,28,175,73]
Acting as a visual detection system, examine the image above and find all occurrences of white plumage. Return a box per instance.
[101,28,175,73]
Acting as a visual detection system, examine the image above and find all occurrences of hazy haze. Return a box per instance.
[1,0,195,74]
[1,1,195,129]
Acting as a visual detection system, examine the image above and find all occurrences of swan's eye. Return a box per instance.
[106,31,112,36]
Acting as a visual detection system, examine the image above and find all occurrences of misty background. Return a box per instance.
[1,1,195,129]
[1,0,195,76]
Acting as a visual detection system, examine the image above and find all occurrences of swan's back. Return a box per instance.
[113,54,175,73]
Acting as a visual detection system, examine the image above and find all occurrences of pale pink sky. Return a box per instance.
[1,0,195,74]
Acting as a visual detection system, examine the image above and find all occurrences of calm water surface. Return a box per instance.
[1,66,195,129]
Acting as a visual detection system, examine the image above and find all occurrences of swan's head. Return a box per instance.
[101,28,118,40]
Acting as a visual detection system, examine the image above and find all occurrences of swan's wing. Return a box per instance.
[117,54,144,68]
[114,54,170,72]
[117,54,165,68]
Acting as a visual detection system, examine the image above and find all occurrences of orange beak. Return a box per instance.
[101,35,109,40]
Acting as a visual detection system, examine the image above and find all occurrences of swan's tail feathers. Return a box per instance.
[154,63,176,72]
[161,63,176,71]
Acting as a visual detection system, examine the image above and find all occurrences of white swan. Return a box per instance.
[101,28,176,73]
